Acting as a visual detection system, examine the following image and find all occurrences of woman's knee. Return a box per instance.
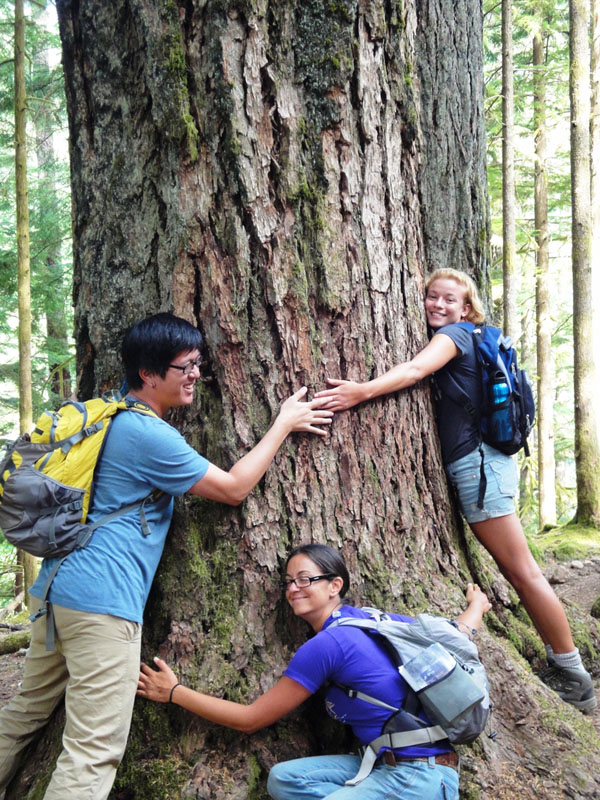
[267,761,292,799]
[500,556,545,593]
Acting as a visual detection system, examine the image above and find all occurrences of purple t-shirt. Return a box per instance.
[284,605,451,757]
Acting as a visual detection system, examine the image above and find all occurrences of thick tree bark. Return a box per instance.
[7,1,600,798]
[533,12,556,529]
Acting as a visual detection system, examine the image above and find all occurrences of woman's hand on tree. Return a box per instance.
[465,582,492,614]
[314,378,368,411]
[277,386,333,436]
[138,657,179,703]
[454,583,492,638]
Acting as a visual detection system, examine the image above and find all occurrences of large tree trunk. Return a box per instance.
[7,1,600,798]
[14,0,32,432]
[592,0,600,406]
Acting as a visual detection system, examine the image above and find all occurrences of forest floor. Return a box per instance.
[1,558,600,703]
[1,554,600,797]
[549,555,600,741]
[0,619,28,707]
[2,559,598,704]
[550,557,600,628]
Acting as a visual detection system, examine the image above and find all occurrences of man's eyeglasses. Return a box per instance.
[168,356,202,376]
[282,573,336,590]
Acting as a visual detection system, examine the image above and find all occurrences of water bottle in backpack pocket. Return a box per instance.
[399,642,486,728]
[443,323,536,458]
[489,372,513,444]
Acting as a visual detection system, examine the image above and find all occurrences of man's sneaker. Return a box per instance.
[540,663,597,713]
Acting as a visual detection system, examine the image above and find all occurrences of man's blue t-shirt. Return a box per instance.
[284,605,451,758]
[30,409,209,623]
[432,322,481,464]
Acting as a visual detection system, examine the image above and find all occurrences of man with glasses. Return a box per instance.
[0,312,332,800]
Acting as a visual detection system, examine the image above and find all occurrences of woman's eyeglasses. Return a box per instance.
[168,356,202,375]
[282,573,336,590]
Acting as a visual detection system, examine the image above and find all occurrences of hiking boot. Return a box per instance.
[540,663,597,713]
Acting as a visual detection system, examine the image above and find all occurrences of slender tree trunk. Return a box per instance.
[592,0,600,400]
[7,2,600,798]
[502,0,518,340]
[14,0,37,606]
[570,0,600,526]
[33,51,72,401]
[519,308,535,526]
[533,11,556,529]
[14,0,32,434]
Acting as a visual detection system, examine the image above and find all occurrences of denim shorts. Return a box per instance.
[445,443,517,523]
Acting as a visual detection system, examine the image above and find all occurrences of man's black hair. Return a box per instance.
[122,313,203,390]
[285,543,350,598]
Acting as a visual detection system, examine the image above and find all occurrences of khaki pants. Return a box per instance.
[0,597,141,799]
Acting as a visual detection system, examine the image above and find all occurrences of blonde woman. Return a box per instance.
[315,269,596,712]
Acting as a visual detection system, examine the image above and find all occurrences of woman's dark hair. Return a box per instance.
[121,313,203,390]
[285,543,350,598]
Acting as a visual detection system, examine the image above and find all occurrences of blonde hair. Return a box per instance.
[425,268,486,324]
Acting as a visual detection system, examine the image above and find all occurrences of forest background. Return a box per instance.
[1,0,598,596]
[1,0,600,798]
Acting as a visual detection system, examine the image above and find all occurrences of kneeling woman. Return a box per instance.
[138,543,490,800]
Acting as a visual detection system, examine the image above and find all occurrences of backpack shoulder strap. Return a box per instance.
[434,322,480,420]
[328,614,426,719]
[124,397,159,417]
[329,680,399,712]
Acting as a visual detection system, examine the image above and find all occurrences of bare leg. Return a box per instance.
[469,513,575,654]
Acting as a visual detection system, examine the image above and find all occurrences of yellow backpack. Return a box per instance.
[0,394,159,649]
[0,394,158,558]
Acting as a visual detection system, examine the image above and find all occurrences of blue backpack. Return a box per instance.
[444,322,535,507]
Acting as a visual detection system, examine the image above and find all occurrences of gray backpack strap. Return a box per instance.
[340,686,398,712]
[31,492,159,651]
[345,726,448,786]
[83,491,158,541]
[44,602,58,651]
[30,556,68,650]
[332,616,386,631]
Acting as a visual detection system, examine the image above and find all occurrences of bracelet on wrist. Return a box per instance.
[451,619,477,639]
[169,682,182,703]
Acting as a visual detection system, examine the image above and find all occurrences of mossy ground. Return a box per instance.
[0,629,30,655]
[532,523,600,563]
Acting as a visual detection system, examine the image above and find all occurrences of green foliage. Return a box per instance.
[483,0,579,530]
[0,1,74,441]
[0,533,18,608]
